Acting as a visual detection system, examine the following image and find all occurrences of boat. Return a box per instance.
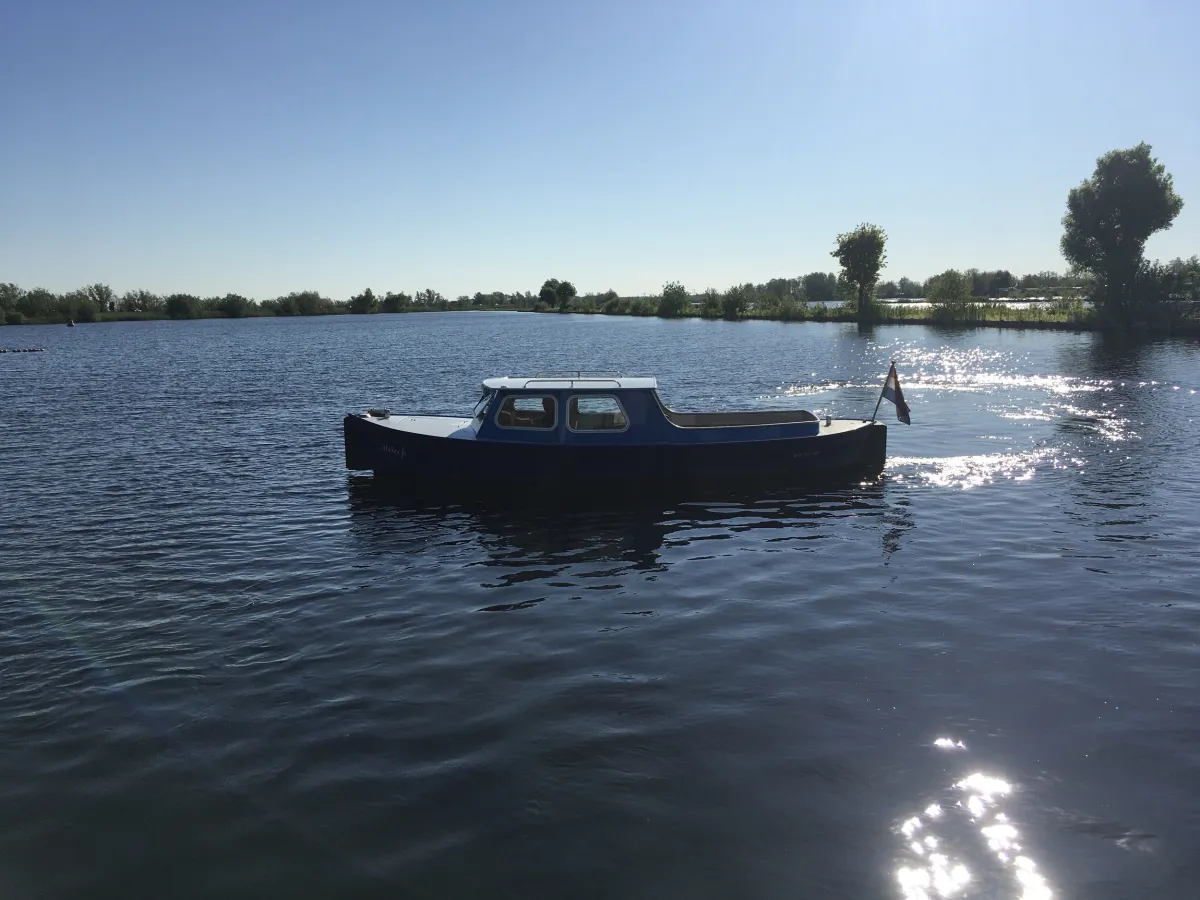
[343,371,892,490]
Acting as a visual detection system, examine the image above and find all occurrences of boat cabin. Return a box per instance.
[470,372,825,444]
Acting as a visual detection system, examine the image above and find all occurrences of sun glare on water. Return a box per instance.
[895,740,1053,900]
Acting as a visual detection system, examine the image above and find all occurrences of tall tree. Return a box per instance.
[1061,142,1184,318]
[0,283,22,312]
[554,280,577,312]
[292,291,329,316]
[831,224,887,323]
[538,278,561,307]
[86,283,115,313]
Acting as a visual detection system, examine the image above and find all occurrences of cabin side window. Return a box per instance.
[568,395,628,431]
[496,395,557,429]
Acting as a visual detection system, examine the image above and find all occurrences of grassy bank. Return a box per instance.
[539,296,1200,336]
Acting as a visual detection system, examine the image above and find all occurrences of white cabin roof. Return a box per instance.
[482,374,658,391]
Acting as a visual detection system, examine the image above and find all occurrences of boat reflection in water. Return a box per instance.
[896,739,1053,900]
[344,472,906,591]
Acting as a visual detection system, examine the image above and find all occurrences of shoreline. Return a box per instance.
[3,305,1197,338]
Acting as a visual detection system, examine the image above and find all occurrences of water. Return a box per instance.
[2,313,1198,899]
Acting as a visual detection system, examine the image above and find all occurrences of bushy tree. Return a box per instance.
[762,277,799,300]
[120,289,164,312]
[802,272,839,305]
[1138,255,1200,305]
[60,289,97,322]
[18,288,57,319]
[264,290,331,316]
[832,224,887,322]
[381,291,411,313]
[216,293,251,318]
[414,289,446,309]
[1016,271,1065,290]
[165,293,202,319]
[969,269,1015,297]
[722,285,748,320]
[657,281,690,318]
[348,288,378,314]
[926,269,973,308]
[602,294,628,315]
[700,288,722,319]
[1062,142,1184,317]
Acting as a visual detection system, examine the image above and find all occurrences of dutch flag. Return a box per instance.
[881,362,911,425]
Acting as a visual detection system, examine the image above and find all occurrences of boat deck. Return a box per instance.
[356,413,872,441]
[817,419,873,436]
[363,415,472,437]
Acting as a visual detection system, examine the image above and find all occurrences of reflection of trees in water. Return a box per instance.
[882,496,915,563]
[345,476,910,591]
[1054,333,1181,549]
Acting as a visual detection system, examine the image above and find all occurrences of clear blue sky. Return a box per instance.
[2,0,1197,300]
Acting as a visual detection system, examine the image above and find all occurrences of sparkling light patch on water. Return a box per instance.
[1056,403,1138,442]
[886,449,1075,490]
[896,740,1053,900]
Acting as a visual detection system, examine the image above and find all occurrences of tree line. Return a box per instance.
[0,284,544,325]
[3,143,1194,331]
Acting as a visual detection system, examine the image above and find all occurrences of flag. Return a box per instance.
[881,362,911,424]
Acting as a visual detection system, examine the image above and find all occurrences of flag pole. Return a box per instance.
[870,361,892,424]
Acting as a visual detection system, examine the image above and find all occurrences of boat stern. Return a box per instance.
[863,421,887,471]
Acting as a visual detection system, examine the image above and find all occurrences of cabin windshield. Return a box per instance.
[472,390,494,422]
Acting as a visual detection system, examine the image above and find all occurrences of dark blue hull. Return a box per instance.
[344,414,886,491]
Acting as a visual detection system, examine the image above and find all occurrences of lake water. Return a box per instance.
[2,313,1198,899]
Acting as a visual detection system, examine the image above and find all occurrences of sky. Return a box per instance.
[1,0,1198,300]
